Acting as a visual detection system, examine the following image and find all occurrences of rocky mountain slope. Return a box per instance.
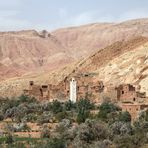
[0,18,148,97]
[52,18,148,58]
[0,30,73,81]
[69,36,148,95]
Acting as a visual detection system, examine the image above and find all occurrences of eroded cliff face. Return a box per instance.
[0,19,148,97]
[0,30,73,81]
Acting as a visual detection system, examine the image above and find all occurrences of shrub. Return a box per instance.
[76,99,94,124]
[133,120,148,133]
[99,102,120,113]
[0,114,4,121]
[41,124,50,138]
[97,102,120,122]
[114,133,146,148]
[85,119,108,141]
[75,119,109,144]
[50,100,63,114]
[64,100,76,111]
[18,95,36,103]
[5,134,14,144]
[139,109,148,122]
[77,123,94,143]
[2,99,19,113]
[37,114,51,124]
[76,110,90,124]
[110,121,133,136]
[118,111,131,123]
[46,138,66,148]
[23,113,38,122]
[55,111,68,122]
[5,104,28,122]
[76,99,94,112]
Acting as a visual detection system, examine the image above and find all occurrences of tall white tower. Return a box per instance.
[70,78,77,103]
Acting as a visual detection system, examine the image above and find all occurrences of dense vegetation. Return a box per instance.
[0,95,147,147]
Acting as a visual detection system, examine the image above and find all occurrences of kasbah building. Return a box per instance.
[23,72,148,121]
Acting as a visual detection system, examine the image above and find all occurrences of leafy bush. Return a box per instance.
[37,114,51,124]
[114,133,146,148]
[0,114,4,121]
[5,134,14,144]
[76,99,94,112]
[118,111,131,123]
[64,100,76,111]
[139,109,148,122]
[77,123,94,143]
[18,95,36,103]
[23,113,38,122]
[41,124,50,138]
[110,121,133,136]
[98,102,120,122]
[46,138,66,148]
[76,110,90,124]
[55,111,68,122]
[76,99,94,124]
[50,100,63,114]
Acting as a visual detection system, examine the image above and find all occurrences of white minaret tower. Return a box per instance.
[70,78,77,103]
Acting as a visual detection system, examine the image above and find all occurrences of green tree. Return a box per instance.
[5,133,14,144]
[76,99,94,124]
[64,100,76,111]
[98,102,120,122]
[18,95,36,103]
[46,138,66,148]
[118,111,131,123]
[76,99,94,112]
[55,111,68,122]
[50,100,63,114]
[77,110,90,124]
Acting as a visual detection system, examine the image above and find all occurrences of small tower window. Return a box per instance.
[30,81,34,86]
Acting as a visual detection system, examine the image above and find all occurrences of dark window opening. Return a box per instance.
[77,86,79,91]
[40,89,43,97]
[84,74,89,77]
[42,85,48,88]
[30,81,34,86]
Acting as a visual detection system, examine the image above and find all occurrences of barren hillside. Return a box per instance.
[0,19,148,97]
[0,30,73,80]
[52,18,148,58]
[67,37,148,96]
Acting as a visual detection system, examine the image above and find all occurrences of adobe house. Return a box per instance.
[117,84,146,103]
[48,84,67,102]
[23,73,104,103]
[23,81,49,100]
[117,84,136,102]
[121,103,148,121]
[104,84,147,104]
[103,85,118,103]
